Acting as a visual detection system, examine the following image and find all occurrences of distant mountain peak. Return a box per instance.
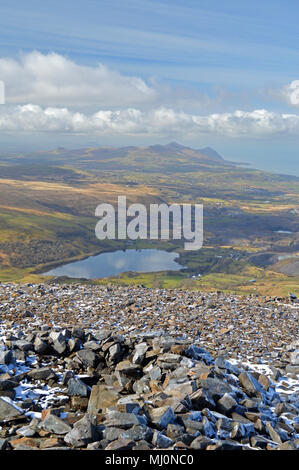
[165,142,223,160]
[166,141,189,149]
[198,146,224,161]
[146,141,225,163]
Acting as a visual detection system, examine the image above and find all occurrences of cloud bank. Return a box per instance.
[1,105,299,138]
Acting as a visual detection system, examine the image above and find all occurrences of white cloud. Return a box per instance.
[1,104,299,138]
[281,80,299,106]
[0,51,156,108]
[0,51,229,113]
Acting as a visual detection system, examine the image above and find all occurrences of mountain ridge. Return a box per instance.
[0,141,237,175]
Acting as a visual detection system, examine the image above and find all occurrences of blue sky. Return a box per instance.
[1,0,298,90]
[0,0,299,174]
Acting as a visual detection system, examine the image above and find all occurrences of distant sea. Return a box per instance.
[230,156,299,178]
[219,140,299,177]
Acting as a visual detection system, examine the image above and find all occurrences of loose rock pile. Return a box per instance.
[0,283,298,450]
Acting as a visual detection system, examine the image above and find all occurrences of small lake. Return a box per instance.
[42,249,185,279]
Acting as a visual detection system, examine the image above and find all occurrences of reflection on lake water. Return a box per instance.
[42,249,185,279]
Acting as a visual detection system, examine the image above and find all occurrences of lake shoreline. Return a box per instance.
[39,247,185,279]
